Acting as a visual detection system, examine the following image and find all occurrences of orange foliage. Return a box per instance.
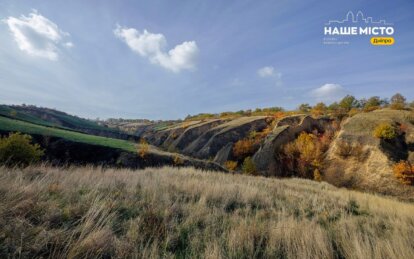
[138,139,149,158]
[224,160,238,172]
[393,161,414,185]
[233,139,256,159]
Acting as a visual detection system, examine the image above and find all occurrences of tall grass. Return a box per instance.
[0,165,413,258]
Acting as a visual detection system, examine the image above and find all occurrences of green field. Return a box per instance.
[0,116,136,152]
[0,105,120,134]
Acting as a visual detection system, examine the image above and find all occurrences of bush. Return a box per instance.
[373,123,397,139]
[0,132,44,167]
[233,139,256,160]
[242,157,256,175]
[393,161,414,185]
[224,160,238,172]
[138,139,149,158]
[313,169,322,182]
[335,141,366,161]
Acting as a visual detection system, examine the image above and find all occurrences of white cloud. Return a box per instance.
[3,10,72,61]
[310,83,347,102]
[258,66,282,78]
[114,25,198,73]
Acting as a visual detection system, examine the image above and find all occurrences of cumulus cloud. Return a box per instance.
[114,25,198,73]
[310,83,347,102]
[258,66,282,78]
[3,10,72,61]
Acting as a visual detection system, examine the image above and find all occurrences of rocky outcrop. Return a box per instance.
[323,109,414,200]
[253,115,327,176]
[184,116,269,159]
[213,142,234,165]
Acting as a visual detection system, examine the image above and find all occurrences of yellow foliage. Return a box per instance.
[313,169,322,182]
[233,139,256,159]
[138,139,149,158]
[224,160,238,172]
[373,123,397,139]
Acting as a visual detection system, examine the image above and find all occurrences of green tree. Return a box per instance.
[298,103,311,113]
[0,132,44,167]
[364,96,382,111]
[339,95,359,112]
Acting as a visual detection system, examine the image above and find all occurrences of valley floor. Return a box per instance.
[1,166,414,258]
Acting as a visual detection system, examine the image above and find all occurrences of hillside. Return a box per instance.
[325,109,414,199]
[1,165,413,258]
[0,105,134,140]
[0,116,224,171]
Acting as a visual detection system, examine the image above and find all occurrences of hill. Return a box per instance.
[0,105,134,140]
[0,116,224,171]
[1,165,413,258]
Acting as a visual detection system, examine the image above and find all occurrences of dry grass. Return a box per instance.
[0,165,414,258]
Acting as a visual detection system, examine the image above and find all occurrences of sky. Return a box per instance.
[0,0,413,120]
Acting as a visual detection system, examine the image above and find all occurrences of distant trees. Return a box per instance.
[339,95,359,112]
[311,102,327,116]
[298,103,311,113]
[0,132,44,167]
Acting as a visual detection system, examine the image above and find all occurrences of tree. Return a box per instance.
[390,93,406,110]
[0,132,44,167]
[233,139,256,160]
[339,95,358,112]
[311,102,327,116]
[138,138,149,158]
[298,103,311,113]
[364,96,381,111]
[242,157,257,175]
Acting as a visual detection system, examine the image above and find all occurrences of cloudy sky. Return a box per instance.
[0,0,413,119]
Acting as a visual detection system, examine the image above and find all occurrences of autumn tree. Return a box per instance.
[390,93,406,110]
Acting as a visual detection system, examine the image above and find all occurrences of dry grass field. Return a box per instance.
[1,165,414,258]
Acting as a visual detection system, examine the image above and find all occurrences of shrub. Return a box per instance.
[0,132,44,167]
[335,141,366,161]
[393,161,414,185]
[373,123,397,139]
[233,139,256,160]
[242,157,256,175]
[138,139,149,158]
[313,169,322,182]
[173,154,184,166]
[224,160,238,172]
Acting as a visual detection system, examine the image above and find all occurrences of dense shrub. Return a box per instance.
[224,160,238,172]
[0,132,44,167]
[373,123,397,139]
[242,157,256,175]
[280,131,333,179]
[393,161,414,185]
[233,139,256,160]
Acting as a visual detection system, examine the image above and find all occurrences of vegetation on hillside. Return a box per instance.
[1,166,414,258]
[0,133,44,166]
[0,116,136,152]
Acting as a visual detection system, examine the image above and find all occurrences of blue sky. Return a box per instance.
[0,0,413,119]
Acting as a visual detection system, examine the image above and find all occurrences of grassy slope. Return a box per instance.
[0,116,136,152]
[1,165,413,258]
[0,105,119,133]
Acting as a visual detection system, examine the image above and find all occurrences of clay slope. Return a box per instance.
[253,115,330,176]
[324,109,414,200]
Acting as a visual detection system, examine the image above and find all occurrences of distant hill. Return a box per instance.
[0,104,135,140]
